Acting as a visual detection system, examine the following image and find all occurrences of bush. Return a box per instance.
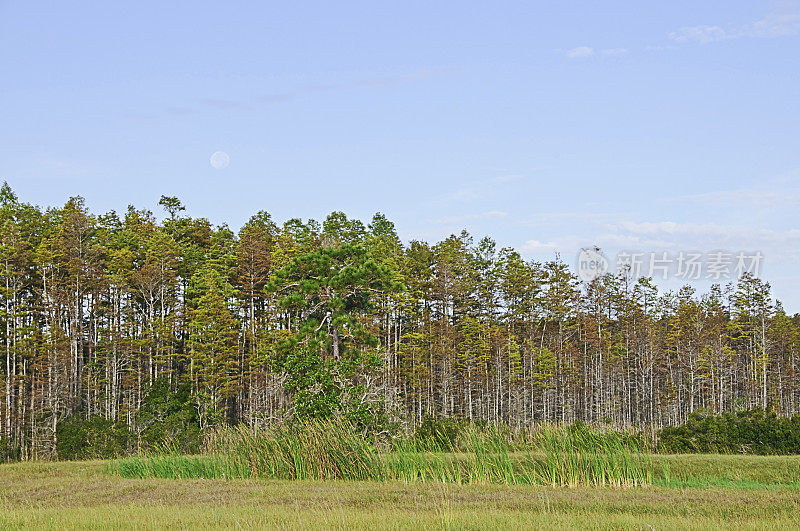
[658,408,800,455]
[135,380,202,454]
[56,415,133,460]
[55,380,203,460]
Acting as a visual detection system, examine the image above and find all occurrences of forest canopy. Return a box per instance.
[0,183,798,459]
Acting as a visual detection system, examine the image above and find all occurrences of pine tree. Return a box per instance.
[186,267,239,427]
[268,243,397,425]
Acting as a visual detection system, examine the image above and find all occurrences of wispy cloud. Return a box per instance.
[520,239,560,252]
[605,221,800,255]
[750,1,800,36]
[578,2,800,57]
[677,187,800,208]
[565,46,627,59]
[669,25,728,44]
[515,219,800,263]
[605,221,800,254]
[669,1,800,44]
[141,69,444,120]
[565,46,594,58]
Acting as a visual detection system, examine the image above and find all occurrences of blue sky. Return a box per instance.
[1,1,798,310]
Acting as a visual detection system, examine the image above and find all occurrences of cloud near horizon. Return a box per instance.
[669,1,800,43]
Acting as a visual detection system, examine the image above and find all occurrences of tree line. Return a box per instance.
[1,183,798,458]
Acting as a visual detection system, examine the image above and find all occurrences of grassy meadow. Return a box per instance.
[1,456,800,529]
[2,423,800,530]
[3,420,800,529]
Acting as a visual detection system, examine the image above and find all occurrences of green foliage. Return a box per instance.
[56,415,133,460]
[658,408,800,455]
[135,380,203,454]
[54,382,202,460]
[187,267,240,421]
[3,181,800,464]
[267,243,398,428]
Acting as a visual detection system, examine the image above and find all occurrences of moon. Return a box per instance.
[210,151,230,169]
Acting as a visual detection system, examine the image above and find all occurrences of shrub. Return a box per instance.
[135,379,202,454]
[56,415,133,460]
[657,408,800,455]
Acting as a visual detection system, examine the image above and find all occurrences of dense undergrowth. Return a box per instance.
[114,420,655,487]
[657,408,800,455]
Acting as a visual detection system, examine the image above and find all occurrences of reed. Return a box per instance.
[115,420,653,487]
[532,425,652,487]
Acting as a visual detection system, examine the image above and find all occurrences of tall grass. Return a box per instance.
[533,425,652,487]
[388,424,525,484]
[114,420,654,487]
[114,451,234,479]
[211,421,386,480]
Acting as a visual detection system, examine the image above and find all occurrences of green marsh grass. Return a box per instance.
[114,421,655,487]
[532,425,653,487]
